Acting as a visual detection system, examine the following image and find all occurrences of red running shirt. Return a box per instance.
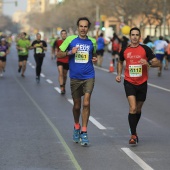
[119,44,156,85]
[55,40,69,63]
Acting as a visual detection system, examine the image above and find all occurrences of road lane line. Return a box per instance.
[40,73,45,78]
[67,98,106,130]
[14,77,81,170]
[121,148,154,170]
[148,83,170,92]
[54,87,61,93]
[89,116,106,130]
[46,79,53,84]
[68,98,74,105]
[31,65,35,69]
[95,66,170,93]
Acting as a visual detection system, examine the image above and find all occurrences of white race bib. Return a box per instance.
[21,48,26,53]
[36,47,43,54]
[129,65,142,77]
[75,51,89,63]
[0,52,5,57]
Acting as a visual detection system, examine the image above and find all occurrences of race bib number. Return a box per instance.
[36,47,43,54]
[129,65,142,77]
[21,48,26,53]
[75,51,89,63]
[0,52,5,57]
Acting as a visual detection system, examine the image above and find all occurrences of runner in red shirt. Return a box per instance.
[54,30,69,94]
[116,27,160,145]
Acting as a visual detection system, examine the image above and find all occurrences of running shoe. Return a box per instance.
[73,128,81,143]
[129,129,139,143]
[158,71,161,77]
[129,135,138,145]
[80,133,89,146]
[18,66,22,73]
[61,90,65,95]
[21,74,25,78]
[36,76,40,83]
[164,66,168,70]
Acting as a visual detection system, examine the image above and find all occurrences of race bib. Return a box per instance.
[0,52,5,57]
[21,48,26,53]
[129,65,142,77]
[75,51,89,63]
[36,47,43,54]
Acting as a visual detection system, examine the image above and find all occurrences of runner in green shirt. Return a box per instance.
[16,32,30,77]
[49,34,56,59]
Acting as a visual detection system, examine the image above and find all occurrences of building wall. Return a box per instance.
[27,0,47,13]
[0,0,2,16]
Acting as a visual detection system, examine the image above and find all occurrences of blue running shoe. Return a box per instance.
[73,128,80,143]
[80,133,89,146]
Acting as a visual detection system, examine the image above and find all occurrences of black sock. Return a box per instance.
[128,113,137,135]
[136,112,141,126]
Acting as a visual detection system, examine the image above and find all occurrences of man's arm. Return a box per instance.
[56,50,68,58]
[57,46,79,58]
[115,60,124,83]
[148,57,160,67]
[92,53,97,63]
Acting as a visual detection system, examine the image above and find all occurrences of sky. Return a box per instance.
[3,0,27,17]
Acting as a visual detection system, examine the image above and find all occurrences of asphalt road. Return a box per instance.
[0,43,170,170]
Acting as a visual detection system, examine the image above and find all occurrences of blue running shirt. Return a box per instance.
[60,35,97,79]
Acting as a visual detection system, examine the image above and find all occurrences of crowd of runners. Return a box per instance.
[0,16,169,146]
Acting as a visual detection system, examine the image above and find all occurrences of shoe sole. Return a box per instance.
[73,139,80,143]
[80,142,89,146]
[129,139,138,145]
[79,139,89,146]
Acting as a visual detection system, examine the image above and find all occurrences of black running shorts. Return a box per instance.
[124,80,147,101]
[0,57,6,62]
[18,55,28,62]
[57,61,69,70]
[96,49,104,56]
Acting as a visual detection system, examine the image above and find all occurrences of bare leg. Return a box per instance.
[73,98,81,124]
[21,60,27,76]
[82,93,91,127]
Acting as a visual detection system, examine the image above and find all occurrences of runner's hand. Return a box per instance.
[139,59,148,65]
[92,57,97,63]
[116,75,121,83]
[71,46,79,54]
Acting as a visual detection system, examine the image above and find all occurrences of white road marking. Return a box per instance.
[67,98,106,130]
[67,99,74,105]
[40,73,45,78]
[95,66,170,93]
[31,65,35,69]
[54,87,61,93]
[89,116,106,130]
[148,83,170,92]
[121,148,154,170]
[46,79,53,84]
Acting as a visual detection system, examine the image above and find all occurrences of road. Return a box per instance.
[0,43,170,170]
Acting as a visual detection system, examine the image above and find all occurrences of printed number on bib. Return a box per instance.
[129,65,142,77]
[75,51,89,63]
[21,48,26,53]
[0,52,5,57]
[36,47,43,54]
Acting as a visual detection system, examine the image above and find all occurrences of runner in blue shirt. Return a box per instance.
[57,17,97,146]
